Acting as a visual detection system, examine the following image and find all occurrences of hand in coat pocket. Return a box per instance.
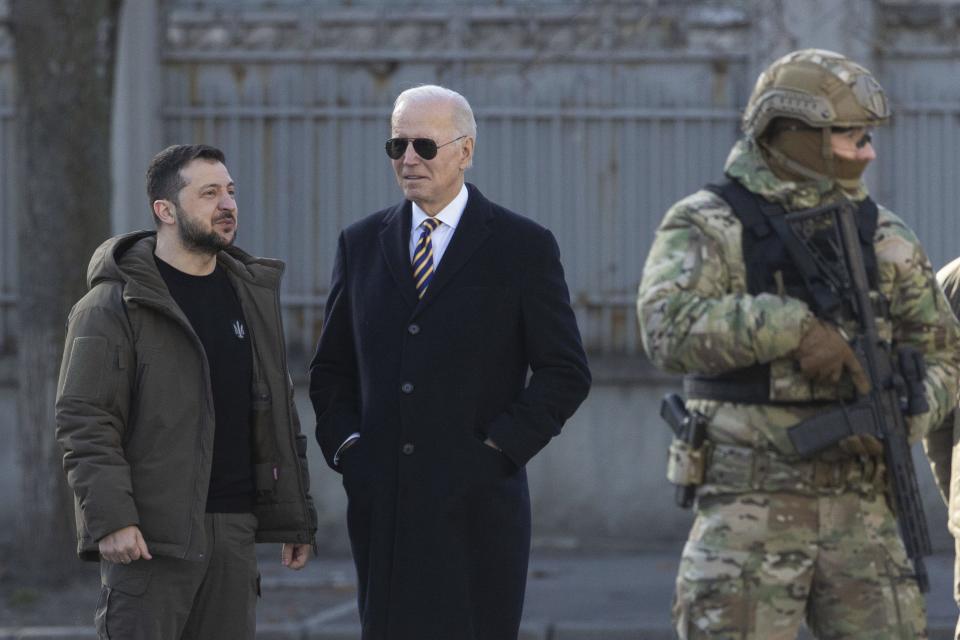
[473,433,516,476]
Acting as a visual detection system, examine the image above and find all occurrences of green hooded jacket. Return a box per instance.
[56,231,318,560]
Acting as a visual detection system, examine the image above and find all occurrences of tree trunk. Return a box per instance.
[11,0,122,582]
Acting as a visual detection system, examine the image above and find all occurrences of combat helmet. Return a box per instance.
[742,49,890,186]
[743,48,890,139]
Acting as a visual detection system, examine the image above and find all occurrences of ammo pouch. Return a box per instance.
[704,443,885,494]
[666,439,711,487]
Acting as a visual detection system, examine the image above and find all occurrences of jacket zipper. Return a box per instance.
[126,294,214,559]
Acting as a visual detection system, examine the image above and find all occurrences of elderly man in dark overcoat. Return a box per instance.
[309,84,591,640]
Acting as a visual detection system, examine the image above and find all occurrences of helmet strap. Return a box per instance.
[821,127,835,179]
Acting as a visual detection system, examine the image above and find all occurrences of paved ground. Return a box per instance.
[0,549,956,639]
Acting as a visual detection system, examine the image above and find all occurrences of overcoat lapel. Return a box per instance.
[377,201,419,310]
[414,184,493,314]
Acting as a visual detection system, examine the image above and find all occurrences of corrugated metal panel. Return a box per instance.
[874,4,960,272]
[158,4,747,356]
[875,52,960,273]
[1,1,958,359]
[7,2,956,359]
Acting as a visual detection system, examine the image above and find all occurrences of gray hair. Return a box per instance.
[392,85,477,140]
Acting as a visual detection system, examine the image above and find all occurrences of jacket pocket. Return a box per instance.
[251,381,280,462]
[254,462,279,503]
[251,378,281,504]
[471,432,516,477]
[62,336,107,399]
[295,432,308,457]
[102,560,152,595]
[294,434,317,529]
[295,433,311,489]
[96,561,153,639]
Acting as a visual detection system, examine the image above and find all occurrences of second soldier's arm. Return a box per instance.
[924,255,960,504]
[879,209,960,441]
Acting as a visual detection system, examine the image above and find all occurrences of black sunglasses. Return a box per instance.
[385,136,466,160]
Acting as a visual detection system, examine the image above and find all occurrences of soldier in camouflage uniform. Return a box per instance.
[930,261,960,640]
[637,49,960,639]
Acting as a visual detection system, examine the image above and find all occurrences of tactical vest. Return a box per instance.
[683,178,881,404]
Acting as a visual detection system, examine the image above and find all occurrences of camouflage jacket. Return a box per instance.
[638,139,960,459]
[929,259,960,535]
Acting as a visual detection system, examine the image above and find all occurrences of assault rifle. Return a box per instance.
[778,201,932,592]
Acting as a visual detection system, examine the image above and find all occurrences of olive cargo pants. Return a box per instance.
[94,513,259,640]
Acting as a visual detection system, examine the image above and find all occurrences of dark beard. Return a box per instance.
[176,210,236,254]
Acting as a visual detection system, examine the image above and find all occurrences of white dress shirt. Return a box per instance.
[408,183,468,268]
[334,184,470,465]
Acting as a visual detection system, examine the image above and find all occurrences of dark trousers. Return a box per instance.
[94,513,259,640]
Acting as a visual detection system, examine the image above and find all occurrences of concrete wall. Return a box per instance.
[295,360,953,554]
[301,359,697,553]
[1,356,951,553]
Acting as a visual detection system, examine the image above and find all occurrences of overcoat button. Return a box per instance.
[401,382,414,394]
[402,443,415,455]
[407,324,420,335]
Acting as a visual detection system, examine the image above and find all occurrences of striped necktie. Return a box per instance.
[412,217,441,298]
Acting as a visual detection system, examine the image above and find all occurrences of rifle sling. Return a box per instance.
[683,363,851,405]
[685,179,881,404]
[684,364,770,403]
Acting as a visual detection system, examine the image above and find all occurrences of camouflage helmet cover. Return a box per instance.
[742,49,890,139]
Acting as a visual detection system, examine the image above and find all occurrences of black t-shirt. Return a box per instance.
[155,256,254,513]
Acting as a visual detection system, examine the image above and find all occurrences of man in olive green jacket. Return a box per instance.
[55,144,317,640]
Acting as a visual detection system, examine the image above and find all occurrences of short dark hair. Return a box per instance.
[145,144,226,224]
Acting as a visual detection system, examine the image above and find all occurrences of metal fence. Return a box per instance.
[158,3,748,358]
[5,2,960,358]
[875,48,960,274]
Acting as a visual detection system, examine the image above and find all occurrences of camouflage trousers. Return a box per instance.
[673,490,926,639]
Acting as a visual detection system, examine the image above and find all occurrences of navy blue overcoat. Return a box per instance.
[310,183,591,640]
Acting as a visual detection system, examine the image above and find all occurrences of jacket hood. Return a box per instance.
[86,230,155,290]
[724,138,869,210]
[86,230,286,303]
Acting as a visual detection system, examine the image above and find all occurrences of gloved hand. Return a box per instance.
[795,319,872,394]
[838,434,884,457]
